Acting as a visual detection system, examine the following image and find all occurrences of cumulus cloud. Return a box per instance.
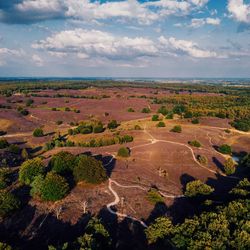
[32,29,158,60]
[158,36,218,58]
[0,47,23,66]
[189,17,220,28]
[0,0,209,24]
[32,54,44,66]
[227,0,250,23]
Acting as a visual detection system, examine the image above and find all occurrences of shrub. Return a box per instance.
[191,118,199,124]
[56,120,63,125]
[157,106,168,115]
[188,140,202,148]
[166,112,173,119]
[107,120,119,129]
[30,175,44,198]
[146,188,164,204]
[171,125,182,133]
[224,158,236,175]
[0,190,20,218]
[122,135,133,143]
[117,147,130,157]
[26,99,34,107]
[73,155,107,184]
[8,144,19,154]
[19,109,29,116]
[50,151,77,174]
[185,180,214,197]
[134,125,142,130]
[0,168,11,189]
[19,158,45,185]
[0,139,9,149]
[41,172,69,201]
[157,121,165,127]
[173,104,187,115]
[127,107,135,112]
[51,107,57,111]
[218,144,232,155]
[33,128,44,137]
[141,107,151,113]
[64,107,70,112]
[152,114,159,121]
[184,111,193,118]
[93,123,104,133]
[21,148,29,160]
[197,155,208,165]
[241,153,250,168]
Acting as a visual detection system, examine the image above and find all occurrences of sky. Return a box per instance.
[0,0,250,78]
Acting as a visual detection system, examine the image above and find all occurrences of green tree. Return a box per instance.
[0,190,20,218]
[19,158,45,185]
[117,147,130,157]
[224,158,236,175]
[157,106,168,115]
[197,155,208,165]
[41,172,69,201]
[21,148,29,160]
[152,114,159,121]
[218,144,232,155]
[73,155,107,184]
[188,140,202,148]
[0,139,9,149]
[127,107,135,112]
[185,180,214,197]
[33,128,44,137]
[146,188,164,205]
[141,107,151,113]
[50,151,76,174]
[0,168,11,190]
[170,125,182,133]
[107,120,119,129]
[157,121,166,127]
[145,217,173,244]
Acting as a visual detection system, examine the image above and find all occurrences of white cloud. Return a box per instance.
[32,54,43,66]
[32,29,158,60]
[2,0,210,25]
[159,36,218,58]
[189,17,220,28]
[227,0,250,23]
[0,48,23,66]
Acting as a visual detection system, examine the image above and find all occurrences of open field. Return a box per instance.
[0,82,250,249]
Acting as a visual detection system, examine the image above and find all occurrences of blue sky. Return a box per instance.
[0,0,250,77]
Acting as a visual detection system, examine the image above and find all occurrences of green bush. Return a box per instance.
[146,188,164,204]
[141,107,151,113]
[152,114,159,121]
[0,168,11,190]
[166,112,173,119]
[157,121,165,127]
[73,155,107,184]
[30,175,44,198]
[127,107,135,112]
[21,148,29,160]
[184,111,193,118]
[185,180,214,197]
[117,147,130,157]
[241,153,250,168]
[64,107,70,112]
[224,158,236,175]
[197,155,208,165]
[33,128,44,137]
[191,118,200,124]
[188,140,202,148]
[41,172,69,201]
[171,125,182,133]
[107,120,119,129]
[173,104,187,115]
[0,242,12,250]
[0,139,9,149]
[0,190,20,218]
[8,144,19,154]
[134,124,142,130]
[157,106,168,115]
[50,151,76,174]
[93,123,104,133]
[19,158,45,185]
[218,144,232,155]
[122,135,133,143]
[26,99,34,107]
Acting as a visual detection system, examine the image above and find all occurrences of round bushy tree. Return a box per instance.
[218,144,232,155]
[188,140,202,148]
[41,172,69,201]
[171,125,182,133]
[50,151,76,174]
[19,158,45,185]
[224,158,236,175]
[0,190,20,218]
[33,128,44,137]
[185,180,214,197]
[197,155,208,165]
[0,139,9,149]
[152,114,159,121]
[107,120,119,129]
[117,147,130,157]
[157,121,166,127]
[73,155,107,184]
[30,175,44,198]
